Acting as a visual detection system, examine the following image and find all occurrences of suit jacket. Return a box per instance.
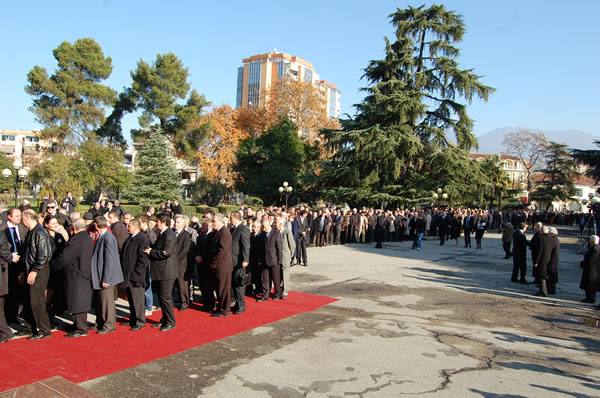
[231,222,250,269]
[4,222,28,273]
[281,223,296,267]
[263,229,282,268]
[174,228,191,274]
[24,225,52,273]
[209,226,233,274]
[120,232,149,288]
[0,231,14,296]
[53,231,94,314]
[512,230,528,261]
[296,216,309,239]
[149,228,178,281]
[91,230,123,290]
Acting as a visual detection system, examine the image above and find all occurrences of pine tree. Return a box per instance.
[320,4,494,206]
[126,127,181,206]
[531,142,579,210]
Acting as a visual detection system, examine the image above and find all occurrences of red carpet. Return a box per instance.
[0,291,338,393]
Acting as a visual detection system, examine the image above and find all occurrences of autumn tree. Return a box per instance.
[502,130,549,193]
[195,105,249,188]
[25,38,116,150]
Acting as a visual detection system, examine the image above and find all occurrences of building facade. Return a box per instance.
[469,153,528,190]
[236,51,341,119]
[0,129,55,168]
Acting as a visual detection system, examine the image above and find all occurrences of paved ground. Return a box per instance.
[81,227,600,397]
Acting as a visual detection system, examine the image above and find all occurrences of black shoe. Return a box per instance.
[0,337,10,344]
[511,278,518,283]
[28,333,51,340]
[179,306,188,312]
[303,263,308,266]
[130,325,145,331]
[211,312,230,318]
[119,321,132,326]
[581,298,595,303]
[519,279,530,285]
[151,322,164,328]
[14,330,30,337]
[272,296,280,300]
[534,292,547,297]
[159,324,176,332]
[65,331,88,338]
[96,328,116,335]
[256,298,268,302]
[232,309,245,315]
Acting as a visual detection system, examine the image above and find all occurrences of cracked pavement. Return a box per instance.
[82,228,600,397]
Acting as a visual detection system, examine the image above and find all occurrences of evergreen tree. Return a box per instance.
[531,142,579,209]
[126,127,181,206]
[320,4,494,206]
[25,38,116,149]
[571,141,600,182]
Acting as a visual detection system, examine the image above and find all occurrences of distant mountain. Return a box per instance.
[473,126,600,154]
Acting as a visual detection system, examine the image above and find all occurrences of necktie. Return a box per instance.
[10,227,20,251]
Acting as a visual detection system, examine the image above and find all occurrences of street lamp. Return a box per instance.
[2,159,28,208]
[278,181,293,208]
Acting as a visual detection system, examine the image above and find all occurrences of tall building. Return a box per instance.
[0,129,56,168]
[236,51,340,119]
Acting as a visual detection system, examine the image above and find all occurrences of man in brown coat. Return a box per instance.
[209,214,232,317]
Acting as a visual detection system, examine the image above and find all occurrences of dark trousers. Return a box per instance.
[316,231,325,247]
[175,269,190,309]
[511,258,527,281]
[153,279,176,326]
[23,266,51,335]
[126,286,146,327]
[0,295,13,340]
[5,264,26,322]
[502,242,512,258]
[547,281,556,295]
[296,237,307,265]
[199,266,216,311]
[538,278,548,296]
[232,267,246,312]
[261,266,281,298]
[94,286,116,332]
[72,312,88,334]
[334,225,342,244]
[464,230,472,247]
[215,271,231,315]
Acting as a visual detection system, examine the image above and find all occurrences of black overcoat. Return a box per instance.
[533,234,554,280]
[149,228,178,281]
[52,231,94,314]
[547,236,560,284]
[120,232,149,288]
[580,244,600,292]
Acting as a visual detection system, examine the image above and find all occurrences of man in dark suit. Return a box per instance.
[3,208,28,325]
[0,229,19,344]
[21,209,53,340]
[579,235,600,303]
[333,209,343,245]
[144,214,177,331]
[208,214,233,317]
[511,223,529,284]
[53,219,94,337]
[295,211,309,266]
[258,218,282,301]
[529,222,543,282]
[91,216,124,335]
[438,211,450,246]
[61,191,77,214]
[171,199,183,216]
[463,212,474,248]
[107,210,128,254]
[230,212,250,315]
[120,219,149,330]
[195,218,216,312]
[375,210,386,249]
[532,226,554,297]
[173,215,192,311]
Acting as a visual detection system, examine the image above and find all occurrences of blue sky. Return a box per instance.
[1,1,598,141]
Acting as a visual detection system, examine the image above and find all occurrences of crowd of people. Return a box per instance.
[0,195,597,345]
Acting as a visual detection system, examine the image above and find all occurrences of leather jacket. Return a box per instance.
[25,225,52,272]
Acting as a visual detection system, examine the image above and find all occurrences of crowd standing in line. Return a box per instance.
[0,195,598,344]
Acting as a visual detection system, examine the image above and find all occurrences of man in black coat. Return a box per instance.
[532,226,554,297]
[144,214,177,331]
[579,235,600,303]
[194,218,215,312]
[120,219,149,330]
[53,219,94,337]
[108,210,128,254]
[208,214,233,317]
[230,212,250,314]
[0,229,19,344]
[173,215,192,311]
[547,227,560,295]
[295,211,309,266]
[21,209,53,340]
[3,207,28,325]
[511,223,529,284]
[463,212,474,248]
[438,211,450,246]
[258,219,282,301]
[61,192,77,214]
[529,222,543,282]
[375,210,386,249]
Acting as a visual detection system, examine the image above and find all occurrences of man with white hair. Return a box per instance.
[547,227,560,295]
[529,222,543,283]
[532,226,554,297]
[276,217,295,299]
[579,235,600,303]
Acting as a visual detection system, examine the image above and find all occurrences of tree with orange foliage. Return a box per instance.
[195,105,249,188]
[237,77,340,143]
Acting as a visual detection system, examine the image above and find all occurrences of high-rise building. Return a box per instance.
[236,51,340,119]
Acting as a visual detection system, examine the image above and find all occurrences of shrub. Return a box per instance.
[243,196,263,208]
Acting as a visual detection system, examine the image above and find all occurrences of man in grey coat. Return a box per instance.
[91,216,124,334]
[276,216,295,299]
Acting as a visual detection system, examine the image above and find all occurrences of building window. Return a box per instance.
[1,135,15,142]
[25,136,39,143]
[504,161,511,169]
[329,89,337,119]
[304,68,313,83]
[248,62,261,107]
[236,67,243,108]
[278,61,288,78]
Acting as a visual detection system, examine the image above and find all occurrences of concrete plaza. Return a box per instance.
[83,227,600,397]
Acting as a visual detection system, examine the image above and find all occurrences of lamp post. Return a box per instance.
[2,159,28,208]
[433,187,449,207]
[278,181,293,208]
